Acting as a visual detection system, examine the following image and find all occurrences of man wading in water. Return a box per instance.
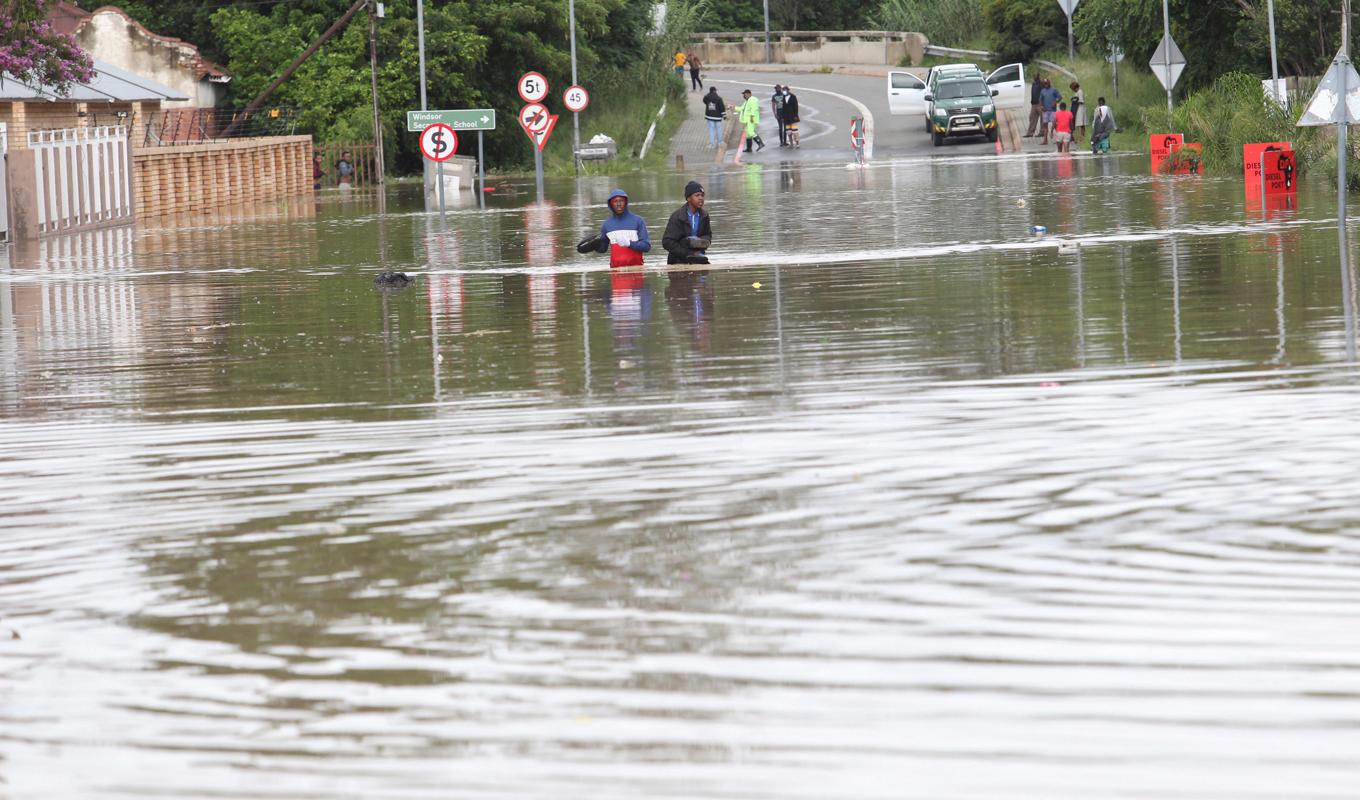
[662,181,712,265]
[580,189,651,267]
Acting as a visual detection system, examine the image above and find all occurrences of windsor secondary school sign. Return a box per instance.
[406,109,496,132]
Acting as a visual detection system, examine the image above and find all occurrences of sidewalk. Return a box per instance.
[669,80,743,168]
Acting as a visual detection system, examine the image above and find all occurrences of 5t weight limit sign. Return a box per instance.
[419,123,458,162]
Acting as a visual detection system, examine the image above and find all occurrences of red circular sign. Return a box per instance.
[419,123,458,162]
[517,71,549,103]
[563,85,589,112]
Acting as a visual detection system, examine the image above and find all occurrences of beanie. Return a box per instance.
[684,180,704,198]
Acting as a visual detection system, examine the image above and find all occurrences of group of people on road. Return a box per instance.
[579,180,712,268]
[697,84,801,152]
[1025,73,1117,154]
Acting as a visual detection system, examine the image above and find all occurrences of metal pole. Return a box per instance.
[535,148,544,202]
[569,0,580,175]
[1161,0,1173,113]
[437,160,445,221]
[416,0,427,110]
[1340,2,1355,361]
[478,130,485,209]
[368,0,385,187]
[763,0,771,63]
[1067,15,1074,60]
[1266,0,1280,105]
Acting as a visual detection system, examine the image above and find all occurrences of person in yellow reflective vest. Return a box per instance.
[737,89,765,153]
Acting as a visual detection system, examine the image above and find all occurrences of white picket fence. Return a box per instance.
[27,126,133,235]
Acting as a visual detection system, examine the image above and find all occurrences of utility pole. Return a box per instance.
[1341,0,1354,360]
[416,0,427,110]
[368,0,385,188]
[222,0,368,137]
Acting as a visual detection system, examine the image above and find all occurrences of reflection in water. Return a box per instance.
[5,162,1360,799]
[665,269,714,353]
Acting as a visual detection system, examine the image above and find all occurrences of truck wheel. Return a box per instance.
[986,128,999,143]
[932,130,944,147]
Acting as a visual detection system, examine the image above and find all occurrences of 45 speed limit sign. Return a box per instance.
[563,85,589,113]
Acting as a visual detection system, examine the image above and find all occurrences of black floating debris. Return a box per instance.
[374,271,412,289]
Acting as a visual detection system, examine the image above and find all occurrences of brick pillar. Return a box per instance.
[12,102,26,149]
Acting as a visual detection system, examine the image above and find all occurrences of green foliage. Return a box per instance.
[983,0,1063,64]
[695,0,868,32]
[872,0,985,46]
[1138,70,1328,174]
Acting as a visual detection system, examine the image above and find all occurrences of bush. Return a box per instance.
[872,0,985,46]
[983,0,1063,64]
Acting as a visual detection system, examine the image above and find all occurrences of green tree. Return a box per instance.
[0,0,94,95]
[872,0,985,45]
[983,0,1064,63]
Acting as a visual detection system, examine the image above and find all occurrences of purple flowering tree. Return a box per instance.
[0,0,95,97]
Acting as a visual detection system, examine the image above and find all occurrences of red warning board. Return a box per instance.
[1262,149,1297,195]
[1150,133,1184,173]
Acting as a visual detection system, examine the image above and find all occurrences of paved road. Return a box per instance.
[672,69,1048,165]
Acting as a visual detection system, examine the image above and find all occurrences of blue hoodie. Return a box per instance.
[597,189,651,253]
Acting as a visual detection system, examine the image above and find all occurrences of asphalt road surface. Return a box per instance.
[675,69,1007,164]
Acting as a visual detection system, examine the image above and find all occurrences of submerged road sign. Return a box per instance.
[407,108,495,133]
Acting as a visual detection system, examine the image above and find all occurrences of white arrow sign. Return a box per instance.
[1149,33,1187,92]
[1298,51,1360,127]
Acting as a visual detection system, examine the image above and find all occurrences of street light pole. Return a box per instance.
[1266,0,1280,105]
[569,0,580,175]
[416,0,427,110]
[763,0,771,64]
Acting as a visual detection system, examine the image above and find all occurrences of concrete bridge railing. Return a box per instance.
[692,31,928,67]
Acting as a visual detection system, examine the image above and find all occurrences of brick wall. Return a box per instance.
[131,135,313,220]
[0,102,141,148]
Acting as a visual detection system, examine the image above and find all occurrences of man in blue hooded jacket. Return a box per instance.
[585,188,647,267]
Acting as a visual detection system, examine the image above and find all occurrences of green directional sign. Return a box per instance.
[406,108,496,132]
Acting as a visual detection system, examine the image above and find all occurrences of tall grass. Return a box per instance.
[539,0,699,175]
[872,0,984,46]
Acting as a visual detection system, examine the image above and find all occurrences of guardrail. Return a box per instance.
[696,30,918,41]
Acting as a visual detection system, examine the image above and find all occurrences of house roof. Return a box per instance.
[0,58,190,103]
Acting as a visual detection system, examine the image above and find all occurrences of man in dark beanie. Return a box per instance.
[662,180,713,265]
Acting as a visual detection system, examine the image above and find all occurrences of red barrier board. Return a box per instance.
[1243,141,1293,183]
[1150,133,1184,173]
[1262,149,1297,195]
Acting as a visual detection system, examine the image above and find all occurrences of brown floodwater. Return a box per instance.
[3,154,1360,799]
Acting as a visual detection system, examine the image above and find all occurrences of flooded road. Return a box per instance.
[3,155,1360,799]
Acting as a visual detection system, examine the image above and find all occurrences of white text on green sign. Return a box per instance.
[406,109,496,132]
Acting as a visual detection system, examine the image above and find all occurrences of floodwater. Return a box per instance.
[3,154,1360,799]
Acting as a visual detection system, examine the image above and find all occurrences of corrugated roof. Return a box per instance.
[0,58,189,103]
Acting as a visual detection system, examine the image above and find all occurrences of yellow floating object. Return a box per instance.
[752,282,762,289]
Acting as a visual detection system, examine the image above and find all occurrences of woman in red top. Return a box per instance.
[1052,101,1074,153]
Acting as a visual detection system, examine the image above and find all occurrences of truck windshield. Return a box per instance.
[937,81,987,100]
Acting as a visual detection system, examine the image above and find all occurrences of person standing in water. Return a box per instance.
[738,89,765,152]
[662,181,713,265]
[592,189,651,267]
[782,86,801,148]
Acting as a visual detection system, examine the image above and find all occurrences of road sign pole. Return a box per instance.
[1266,0,1279,105]
[1161,0,1173,112]
[437,159,446,220]
[478,130,485,209]
[535,147,544,202]
[569,0,580,175]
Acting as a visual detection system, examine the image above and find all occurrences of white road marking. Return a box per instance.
[710,79,875,158]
